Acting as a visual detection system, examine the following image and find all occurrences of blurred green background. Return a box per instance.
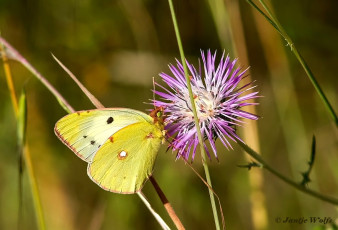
[0,0,337,229]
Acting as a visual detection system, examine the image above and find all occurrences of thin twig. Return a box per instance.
[150,176,185,230]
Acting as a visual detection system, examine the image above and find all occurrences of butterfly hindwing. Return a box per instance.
[54,108,153,162]
[87,121,163,194]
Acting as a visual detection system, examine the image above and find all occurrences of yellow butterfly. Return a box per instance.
[54,107,165,194]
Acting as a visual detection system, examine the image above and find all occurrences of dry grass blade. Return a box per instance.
[52,54,105,109]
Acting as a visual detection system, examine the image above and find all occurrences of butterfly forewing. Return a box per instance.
[54,108,153,162]
[87,121,163,194]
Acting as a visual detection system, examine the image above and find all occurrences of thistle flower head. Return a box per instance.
[154,50,259,161]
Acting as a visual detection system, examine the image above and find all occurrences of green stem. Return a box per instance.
[246,0,337,125]
[167,1,221,229]
[238,141,338,205]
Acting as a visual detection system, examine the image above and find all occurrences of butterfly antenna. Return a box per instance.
[164,136,174,150]
[152,77,156,109]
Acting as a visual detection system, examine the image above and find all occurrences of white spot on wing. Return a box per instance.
[118,150,128,160]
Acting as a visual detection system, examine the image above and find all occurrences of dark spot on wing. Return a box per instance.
[83,135,87,138]
[98,145,101,148]
[107,117,114,124]
[109,136,114,143]
[91,140,95,145]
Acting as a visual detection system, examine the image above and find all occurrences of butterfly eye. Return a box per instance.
[156,111,162,118]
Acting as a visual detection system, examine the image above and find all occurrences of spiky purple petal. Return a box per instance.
[154,50,260,161]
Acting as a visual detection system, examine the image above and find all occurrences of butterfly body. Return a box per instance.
[55,108,165,194]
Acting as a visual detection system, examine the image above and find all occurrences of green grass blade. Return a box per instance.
[17,90,27,230]
[17,91,27,145]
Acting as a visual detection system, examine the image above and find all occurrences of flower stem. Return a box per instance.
[238,141,338,205]
[167,1,221,229]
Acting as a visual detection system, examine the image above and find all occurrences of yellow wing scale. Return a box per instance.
[88,121,163,194]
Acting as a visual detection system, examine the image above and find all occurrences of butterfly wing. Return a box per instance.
[87,121,163,194]
[54,108,153,162]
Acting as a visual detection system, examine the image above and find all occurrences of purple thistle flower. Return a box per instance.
[154,50,260,161]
